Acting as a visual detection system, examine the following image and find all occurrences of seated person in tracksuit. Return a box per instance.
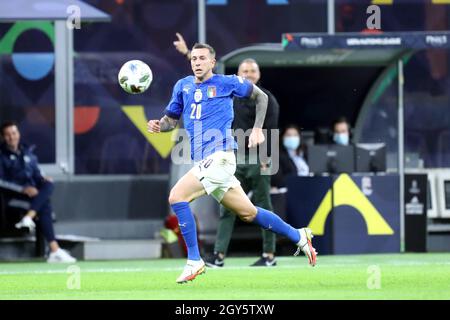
[0,121,76,263]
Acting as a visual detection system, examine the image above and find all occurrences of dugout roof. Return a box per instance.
[0,0,110,175]
[0,0,110,22]
[219,32,450,68]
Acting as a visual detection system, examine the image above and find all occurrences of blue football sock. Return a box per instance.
[171,202,201,261]
[253,207,300,244]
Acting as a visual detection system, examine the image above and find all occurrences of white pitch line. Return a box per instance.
[0,268,144,275]
[0,261,449,276]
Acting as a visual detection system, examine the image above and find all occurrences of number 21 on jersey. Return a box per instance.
[190,103,202,119]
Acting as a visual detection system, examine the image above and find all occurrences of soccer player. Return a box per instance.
[147,43,317,283]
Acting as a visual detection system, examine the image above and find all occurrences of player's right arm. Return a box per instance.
[147,116,178,133]
[148,80,183,133]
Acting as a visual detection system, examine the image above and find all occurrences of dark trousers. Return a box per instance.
[30,181,55,243]
[214,162,276,255]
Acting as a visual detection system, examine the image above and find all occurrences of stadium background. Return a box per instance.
[0,0,450,300]
[2,0,449,174]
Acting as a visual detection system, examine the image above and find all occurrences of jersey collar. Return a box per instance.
[193,73,216,85]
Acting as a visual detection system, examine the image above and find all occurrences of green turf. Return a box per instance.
[0,253,449,300]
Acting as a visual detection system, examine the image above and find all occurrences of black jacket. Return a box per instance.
[271,146,308,188]
[233,85,280,157]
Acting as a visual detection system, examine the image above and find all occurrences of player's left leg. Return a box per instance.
[168,170,207,283]
[220,185,317,266]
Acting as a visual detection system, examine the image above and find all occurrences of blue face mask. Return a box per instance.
[283,136,300,151]
[333,133,349,145]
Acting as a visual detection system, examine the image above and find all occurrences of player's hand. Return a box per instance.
[147,120,161,133]
[248,128,265,148]
[173,32,189,56]
[23,186,39,198]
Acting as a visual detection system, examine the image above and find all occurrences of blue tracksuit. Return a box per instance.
[0,143,55,242]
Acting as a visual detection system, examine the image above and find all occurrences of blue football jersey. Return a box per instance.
[164,74,253,161]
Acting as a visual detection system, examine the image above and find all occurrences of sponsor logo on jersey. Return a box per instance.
[183,85,191,94]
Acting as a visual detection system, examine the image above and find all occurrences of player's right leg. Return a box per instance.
[168,170,207,283]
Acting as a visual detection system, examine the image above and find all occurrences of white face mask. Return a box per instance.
[333,133,349,145]
[283,136,300,150]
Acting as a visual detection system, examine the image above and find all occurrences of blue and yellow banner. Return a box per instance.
[286,174,400,255]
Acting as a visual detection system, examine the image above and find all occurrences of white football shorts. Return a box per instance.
[191,150,241,202]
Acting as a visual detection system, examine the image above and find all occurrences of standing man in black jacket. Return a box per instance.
[173,33,280,266]
[211,58,280,267]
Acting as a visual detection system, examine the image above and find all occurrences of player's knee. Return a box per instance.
[168,190,179,205]
[168,189,187,205]
[239,207,257,223]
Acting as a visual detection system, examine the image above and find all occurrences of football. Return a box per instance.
[118,60,153,94]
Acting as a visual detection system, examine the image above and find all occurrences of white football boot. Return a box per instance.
[176,259,206,284]
[294,228,318,266]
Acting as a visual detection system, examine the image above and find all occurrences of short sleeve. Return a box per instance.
[164,80,183,119]
[230,75,253,99]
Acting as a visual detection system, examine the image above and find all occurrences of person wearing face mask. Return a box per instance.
[272,125,309,189]
[332,117,351,146]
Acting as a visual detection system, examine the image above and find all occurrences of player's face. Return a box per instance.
[2,125,20,150]
[238,62,260,84]
[191,48,216,81]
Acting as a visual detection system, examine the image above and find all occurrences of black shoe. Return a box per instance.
[205,253,224,268]
[250,256,277,267]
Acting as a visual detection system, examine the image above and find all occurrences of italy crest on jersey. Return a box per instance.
[194,89,203,103]
[207,86,217,98]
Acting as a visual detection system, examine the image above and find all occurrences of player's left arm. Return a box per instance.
[249,84,268,129]
[248,84,268,147]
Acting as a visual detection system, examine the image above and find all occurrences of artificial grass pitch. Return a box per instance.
[0,253,449,300]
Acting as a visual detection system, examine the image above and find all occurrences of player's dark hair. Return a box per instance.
[192,43,216,58]
[1,121,18,137]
